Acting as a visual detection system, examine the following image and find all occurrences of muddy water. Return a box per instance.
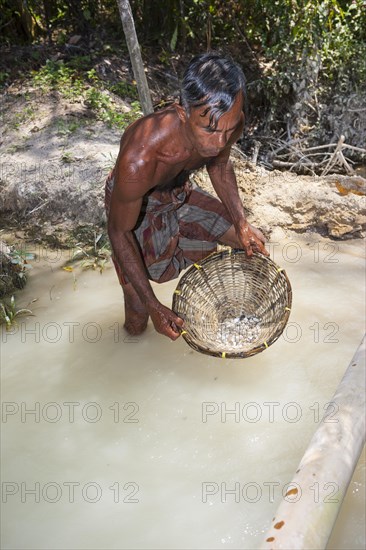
[1,233,365,549]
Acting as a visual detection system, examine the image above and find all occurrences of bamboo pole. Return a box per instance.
[116,0,153,116]
[260,334,366,550]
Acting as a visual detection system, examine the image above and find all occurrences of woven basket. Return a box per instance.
[172,249,292,358]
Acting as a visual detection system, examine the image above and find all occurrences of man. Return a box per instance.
[105,51,268,340]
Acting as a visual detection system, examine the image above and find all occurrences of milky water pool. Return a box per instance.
[1,233,365,549]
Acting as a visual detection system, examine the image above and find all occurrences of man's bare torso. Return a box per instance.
[117,104,222,195]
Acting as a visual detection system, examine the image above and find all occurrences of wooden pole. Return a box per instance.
[260,334,366,550]
[116,0,154,116]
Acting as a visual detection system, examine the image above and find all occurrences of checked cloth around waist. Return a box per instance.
[105,170,232,284]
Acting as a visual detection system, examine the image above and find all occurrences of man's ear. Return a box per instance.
[176,104,188,123]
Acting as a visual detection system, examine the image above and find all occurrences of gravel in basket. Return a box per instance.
[172,249,292,358]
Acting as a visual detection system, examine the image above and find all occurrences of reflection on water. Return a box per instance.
[1,234,365,550]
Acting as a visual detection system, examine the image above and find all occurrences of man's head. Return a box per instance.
[180,51,247,130]
[177,52,246,157]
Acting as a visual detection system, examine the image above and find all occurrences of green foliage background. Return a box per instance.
[1,0,365,140]
[2,1,364,81]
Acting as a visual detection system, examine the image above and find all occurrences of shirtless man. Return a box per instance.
[105,52,268,340]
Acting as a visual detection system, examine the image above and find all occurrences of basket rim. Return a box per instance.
[172,249,292,359]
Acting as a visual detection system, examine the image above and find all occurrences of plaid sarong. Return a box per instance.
[105,170,232,284]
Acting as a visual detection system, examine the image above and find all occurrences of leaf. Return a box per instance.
[14,309,34,317]
[170,25,178,52]
[83,8,91,21]
[0,303,6,319]
[63,266,74,272]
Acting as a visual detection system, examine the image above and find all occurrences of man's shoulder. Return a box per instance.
[120,105,186,163]
[123,105,179,141]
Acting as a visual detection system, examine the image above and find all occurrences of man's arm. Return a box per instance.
[107,154,184,340]
[207,148,268,257]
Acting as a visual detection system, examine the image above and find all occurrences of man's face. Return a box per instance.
[185,92,244,157]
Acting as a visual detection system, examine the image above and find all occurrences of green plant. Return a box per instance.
[256,1,366,96]
[0,296,34,331]
[8,248,34,287]
[84,87,111,110]
[61,151,75,163]
[6,140,31,154]
[56,118,82,136]
[0,71,9,87]
[109,81,138,100]
[86,68,98,82]
[30,58,141,130]
[0,240,34,297]
[101,100,142,129]
[67,231,111,274]
[84,86,142,129]
[10,106,36,130]
[68,55,93,71]
[31,60,84,99]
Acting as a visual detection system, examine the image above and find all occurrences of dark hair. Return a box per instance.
[180,51,247,129]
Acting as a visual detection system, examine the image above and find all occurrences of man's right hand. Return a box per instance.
[237,221,269,258]
[147,302,184,340]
